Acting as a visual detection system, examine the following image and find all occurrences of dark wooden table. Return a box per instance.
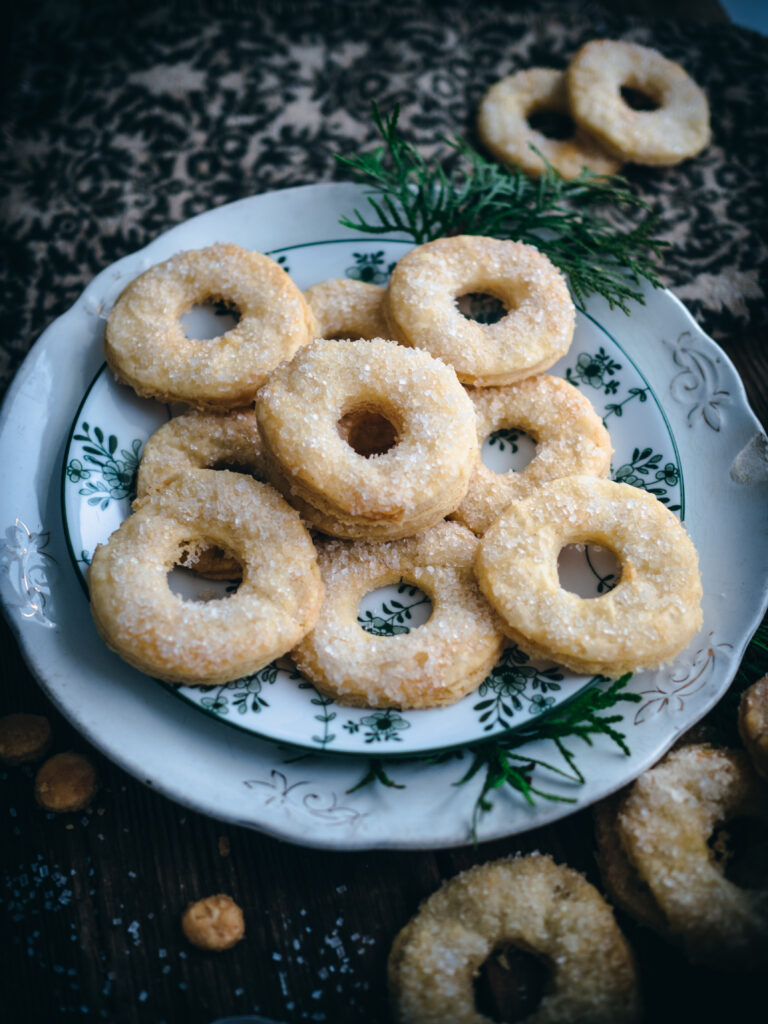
[2,2,767,1022]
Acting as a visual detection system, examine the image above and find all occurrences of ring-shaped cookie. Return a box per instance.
[388,854,641,1024]
[477,68,622,179]
[451,375,612,535]
[594,793,667,934]
[136,408,267,578]
[475,476,702,675]
[88,469,323,686]
[567,40,710,166]
[255,338,477,525]
[611,745,768,967]
[384,237,575,387]
[304,279,388,340]
[291,522,505,708]
[137,408,266,497]
[105,243,317,408]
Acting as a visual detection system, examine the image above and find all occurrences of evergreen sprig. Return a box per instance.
[336,104,668,313]
[458,675,640,838]
[347,759,405,793]
[347,675,641,841]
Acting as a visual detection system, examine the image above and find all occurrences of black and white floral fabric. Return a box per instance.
[2,0,766,394]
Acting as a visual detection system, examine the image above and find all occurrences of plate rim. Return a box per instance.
[2,180,767,850]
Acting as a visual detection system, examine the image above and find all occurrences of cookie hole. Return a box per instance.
[709,816,768,889]
[558,543,621,598]
[481,429,537,474]
[358,580,432,636]
[180,298,241,340]
[474,943,551,1023]
[338,409,399,458]
[456,292,509,324]
[528,108,575,140]
[620,85,659,112]
[169,545,242,596]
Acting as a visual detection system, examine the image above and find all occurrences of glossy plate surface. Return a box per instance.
[2,183,766,847]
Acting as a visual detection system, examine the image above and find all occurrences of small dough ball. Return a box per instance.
[0,713,52,764]
[182,893,245,951]
[34,752,98,812]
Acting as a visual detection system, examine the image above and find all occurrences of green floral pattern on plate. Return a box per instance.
[358,580,431,636]
[486,427,521,452]
[343,709,411,743]
[564,345,682,513]
[66,422,142,510]
[198,662,284,716]
[345,250,393,284]
[299,681,337,748]
[613,447,681,511]
[566,347,622,393]
[197,664,341,749]
[473,647,563,732]
[583,547,619,594]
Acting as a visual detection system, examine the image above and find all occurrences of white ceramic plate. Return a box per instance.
[2,183,767,848]
[61,235,684,756]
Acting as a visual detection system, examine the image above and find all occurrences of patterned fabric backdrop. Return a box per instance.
[2,0,767,395]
